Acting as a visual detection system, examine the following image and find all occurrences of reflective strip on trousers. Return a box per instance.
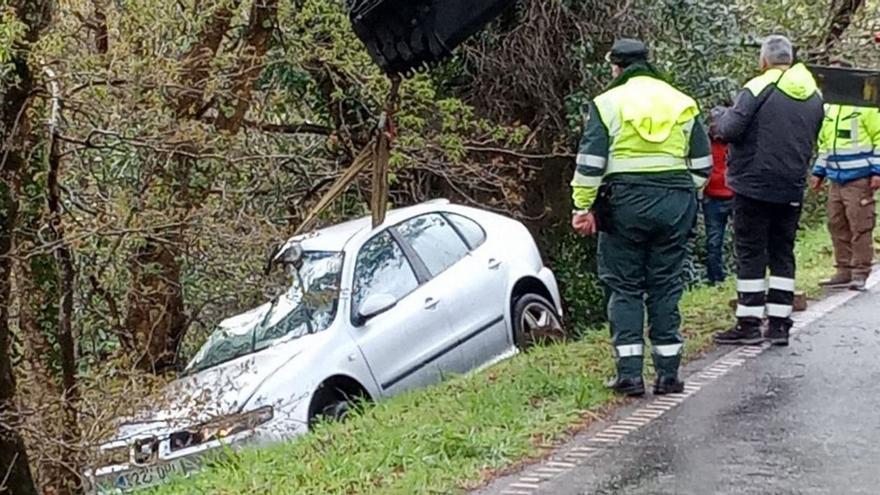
[737,279,767,293]
[653,343,683,357]
[768,276,795,292]
[736,304,765,319]
[616,344,644,358]
[691,173,708,189]
[766,303,793,318]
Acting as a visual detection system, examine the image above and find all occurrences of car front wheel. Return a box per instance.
[512,293,565,349]
[308,387,355,429]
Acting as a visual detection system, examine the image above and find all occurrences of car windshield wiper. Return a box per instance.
[252,295,283,353]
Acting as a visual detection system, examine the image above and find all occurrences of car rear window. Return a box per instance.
[446,213,486,250]
[396,214,470,277]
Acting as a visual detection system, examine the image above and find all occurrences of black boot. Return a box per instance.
[714,322,764,345]
[766,318,791,346]
[654,376,685,395]
[605,376,645,397]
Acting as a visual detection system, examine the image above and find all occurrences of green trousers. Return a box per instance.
[597,183,697,380]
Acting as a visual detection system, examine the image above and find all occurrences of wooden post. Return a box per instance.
[371,75,401,228]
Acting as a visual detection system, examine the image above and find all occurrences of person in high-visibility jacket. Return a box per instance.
[811,95,880,291]
[571,39,711,397]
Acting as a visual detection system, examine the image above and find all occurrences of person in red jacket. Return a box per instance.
[703,135,735,284]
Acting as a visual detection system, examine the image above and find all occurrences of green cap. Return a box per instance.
[606,38,649,66]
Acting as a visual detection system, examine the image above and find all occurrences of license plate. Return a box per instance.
[93,457,202,494]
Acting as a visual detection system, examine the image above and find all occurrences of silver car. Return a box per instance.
[88,200,564,492]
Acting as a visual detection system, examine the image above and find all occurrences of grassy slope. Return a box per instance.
[153,225,836,495]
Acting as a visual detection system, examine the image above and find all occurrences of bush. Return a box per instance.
[544,223,606,337]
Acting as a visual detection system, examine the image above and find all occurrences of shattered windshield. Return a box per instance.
[185,251,344,374]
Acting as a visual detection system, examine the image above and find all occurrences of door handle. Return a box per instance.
[424,297,440,310]
[488,258,502,270]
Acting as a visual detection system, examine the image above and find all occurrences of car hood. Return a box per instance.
[113,337,313,440]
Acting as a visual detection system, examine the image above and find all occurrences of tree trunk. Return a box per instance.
[176,1,242,118]
[14,68,82,495]
[124,1,244,373]
[0,2,53,493]
[46,81,82,493]
[822,0,865,55]
[125,234,187,373]
[91,0,109,54]
[0,161,38,495]
[214,0,280,132]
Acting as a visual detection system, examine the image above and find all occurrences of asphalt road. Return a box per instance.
[480,285,880,495]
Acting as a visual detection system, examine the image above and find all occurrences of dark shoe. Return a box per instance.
[849,276,867,292]
[714,324,764,345]
[654,376,685,395]
[765,324,790,346]
[605,376,645,397]
[819,271,852,288]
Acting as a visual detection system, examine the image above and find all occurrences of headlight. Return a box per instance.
[91,442,130,467]
[170,406,273,451]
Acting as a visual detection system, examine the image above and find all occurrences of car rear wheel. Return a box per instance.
[512,293,564,349]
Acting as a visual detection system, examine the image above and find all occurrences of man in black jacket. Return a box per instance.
[711,35,824,346]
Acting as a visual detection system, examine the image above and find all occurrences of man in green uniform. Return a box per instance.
[571,39,711,397]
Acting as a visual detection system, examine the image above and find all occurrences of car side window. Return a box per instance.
[446,213,487,250]
[396,214,470,277]
[353,231,419,312]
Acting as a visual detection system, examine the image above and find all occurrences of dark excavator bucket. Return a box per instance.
[348,0,515,76]
[808,65,880,108]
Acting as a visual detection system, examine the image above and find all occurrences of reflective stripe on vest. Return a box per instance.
[606,156,689,175]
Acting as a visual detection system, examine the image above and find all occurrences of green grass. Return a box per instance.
[152,224,836,495]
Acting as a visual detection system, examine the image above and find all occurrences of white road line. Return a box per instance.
[587,437,619,443]
[604,425,637,432]
[509,483,540,490]
[632,410,664,419]
[534,467,564,475]
[533,472,556,479]
[564,451,594,458]
[569,446,598,453]
[616,421,647,428]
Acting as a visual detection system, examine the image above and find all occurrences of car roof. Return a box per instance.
[293,199,454,252]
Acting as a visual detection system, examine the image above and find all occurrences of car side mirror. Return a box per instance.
[356,293,397,325]
[265,241,304,275]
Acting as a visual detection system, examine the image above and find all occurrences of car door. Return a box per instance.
[444,212,512,363]
[395,213,510,376]
[348,229,453,397]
